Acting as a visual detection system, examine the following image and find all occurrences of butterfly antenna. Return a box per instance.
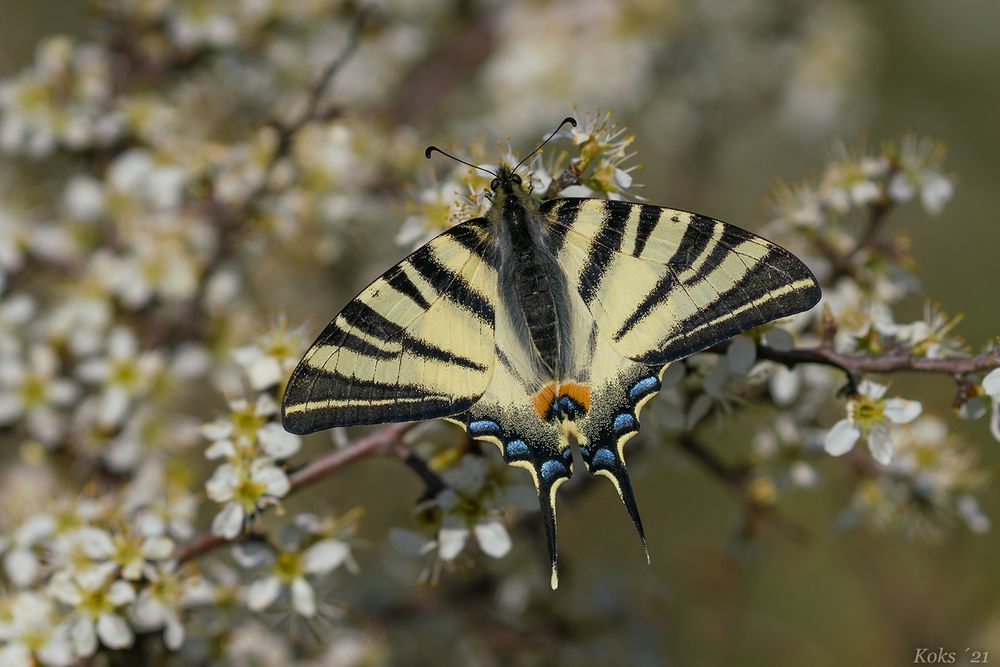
[514,116,577,173]
[424,146,498,177]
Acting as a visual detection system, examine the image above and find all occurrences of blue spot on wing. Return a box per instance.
[539,459,567,481]
[468,420,501,437]
[628,376,659,401]
[505,439,528,457]
[613,413,637,433]
[592,448,615,468]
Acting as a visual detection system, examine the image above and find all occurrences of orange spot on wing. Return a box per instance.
[532,382,557,419]
[561,381,591,412]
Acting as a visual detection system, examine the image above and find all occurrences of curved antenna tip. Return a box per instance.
[424,145,437,159]
[562,116,577,127]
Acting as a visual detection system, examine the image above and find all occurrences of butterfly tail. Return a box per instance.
[581,444,649,563]
[535,473,564,589]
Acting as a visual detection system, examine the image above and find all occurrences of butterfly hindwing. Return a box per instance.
[544,198,821,365]
[572,336,669,562]
[282,219,498,434]
[446,278,578,589]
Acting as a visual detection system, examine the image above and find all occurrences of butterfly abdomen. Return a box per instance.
[495,190,577,379]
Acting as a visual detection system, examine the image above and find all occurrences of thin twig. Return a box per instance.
[752,342,1000,381]
[542,161,583,199]
[174,422,416,564]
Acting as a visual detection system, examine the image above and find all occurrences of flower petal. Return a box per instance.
[205,464,239,502]
[96,613,133,649]
[867,425,894,465]
[250,460,290,498]
[726,336,757,375]
[824,419,860,456]
[140,536,174,560]
[71,617,97,657]
[437,527,469,561]
[474,520,512,558]
[246,575,282,611]
[991,399,1000,443]
[164,613,185,651]
[982,368,1000,398]
[769,366,800,406]
[302,539,349,575]
[291,577,316,617]
[858,380,887,400]
[211,502,244,539]
[884,398,922,424]
[257,422,301,459]
[108,580,136,606]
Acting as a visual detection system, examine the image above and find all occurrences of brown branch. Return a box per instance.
[818,174,897,283]
[753,342,1000,381]
[174,422,417,564]
[542,161,583,199]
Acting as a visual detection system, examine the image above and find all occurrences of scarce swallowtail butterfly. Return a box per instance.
[282,118,821,588]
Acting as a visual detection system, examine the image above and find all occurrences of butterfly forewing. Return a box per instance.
[282,219,498,434]
[545,198,821,365]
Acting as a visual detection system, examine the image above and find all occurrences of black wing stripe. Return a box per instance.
[632,204,662,257]
[578,200,630,306]
[452,220,498,267]
[613,221,714,341]
[405,336,488,371]
[336,300,404,342]
[681,221,746,286]
[409,245,494,324]
[384,268,431,310]
[301,369,436,401]
[639,249,819,362]
[326,301,487,371]
[319,321,398,359]
[669,214,717,269]
[545,199,580,255]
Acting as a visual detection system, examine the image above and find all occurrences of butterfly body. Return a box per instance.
[283,161,821,588]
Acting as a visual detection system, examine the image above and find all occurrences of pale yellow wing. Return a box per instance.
[282,220,497,434]
[542,198,820,364]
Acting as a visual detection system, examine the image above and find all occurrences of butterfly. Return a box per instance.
[281,118,821,588]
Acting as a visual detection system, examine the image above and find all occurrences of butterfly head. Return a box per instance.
[424,116,576,199]
[489,165,523,194]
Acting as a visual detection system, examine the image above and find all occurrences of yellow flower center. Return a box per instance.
[22,628,50,651]
[274,552,304,583]
[20,375,47,407]
[850,394,885,430]
[80,586,114,615]
[110,359,138,387]
[235,477,267,509]
[113,534,142,567]
[231,406,266,441]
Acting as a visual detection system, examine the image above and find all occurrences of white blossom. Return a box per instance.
[49,567,135,656]
[245,539,351,617]
[0,592,74,666]
[0,344,77,443]
[76,327,163,427]
[825,380,922,464]
[207,458,291,539]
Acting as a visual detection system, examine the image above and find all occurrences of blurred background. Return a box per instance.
[1,1,999,665]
